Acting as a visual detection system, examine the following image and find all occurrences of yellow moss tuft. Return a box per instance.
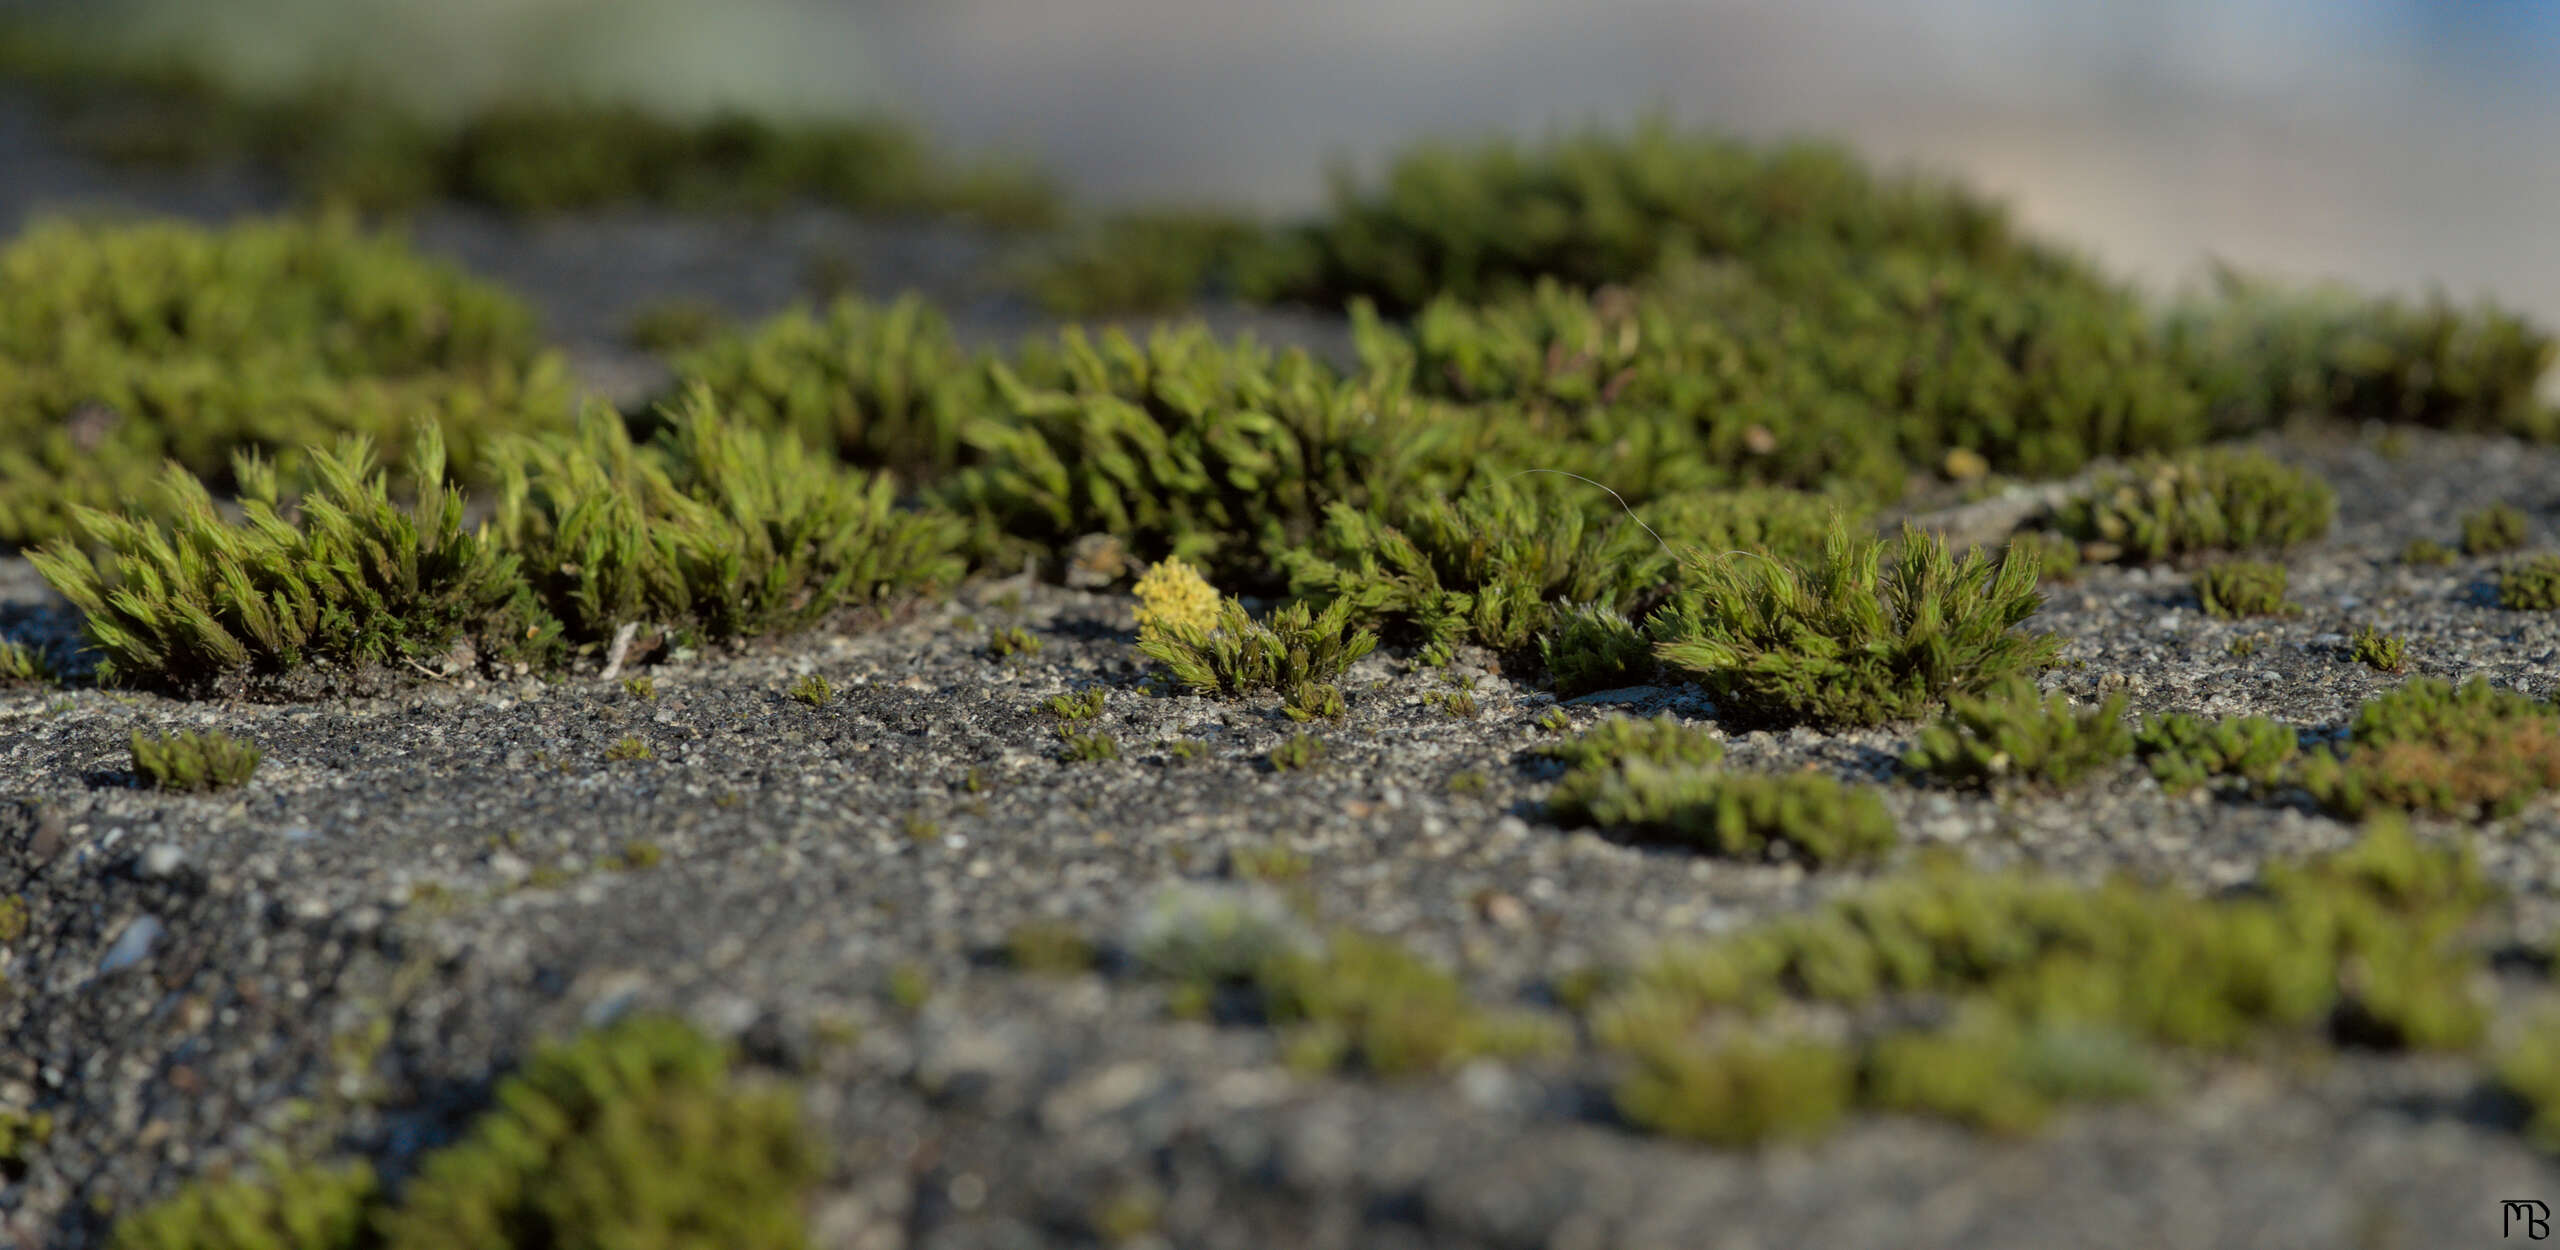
[1131,557,1222,641]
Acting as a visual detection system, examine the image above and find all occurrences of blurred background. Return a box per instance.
[4,0,2555,320]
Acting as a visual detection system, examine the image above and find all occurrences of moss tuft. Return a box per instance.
[2193,559,2294,619]
[2499,555,2560,611]
[1650,522,2056,729]
[2133,713,2297,794]
[2300,676,2560,819]
[2462,503,2531,556]
[2349,625,2407,673]
[2053,449,2334,563]
[130,729,262,792]
[1902,677,2133,790]
[1139,596,1376,699]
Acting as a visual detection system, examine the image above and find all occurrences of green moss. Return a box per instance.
[0,34,1058,226]
[1254,931,1568,1078]
[131,729,263,792]
[669,296,989,488]
[376,1015,823,1250]
[2165,268,2557,440]
[1548,760,1895,866]
[2401,537,2456,567]
[608,296,719,354]
[941,324,1452,584]
[492,391,964,653]
[1600,1025,1856,1146]
[1043,688,1106,722]
[2009,530,2083,584]
[0,638,57,684]
[1370,249,2204,490]
[621,675,656,701]
[2053,449,2334,563]
[2462,503,2531,556]
[2496,1016,2560,1152]
[2300,677,2560,819]
[1004,921,1096,975]
[2499,554,2560,611]
[985,625,1042,659]
[106,1155,376,1250]
[1861,1011,2153,1134]
[1650,522,2057,729]
[1255,119,2042,315]
[1228,841,1311,882]
[0,894,25,944]
[1266,733,1325,773]
[1902,677,2133,790]
[1535,713,1725,773]
[603,736,651,763]
[0,1105,54,1174]
[787,674,832,707]
[1583,820,2490,1143]
[1281,681,1345,722]
[1138,597,1377,699]
[2132,713,2297,794]
[1052,725,1122,762]
[0,215,568,547]
[2349,625,2407,673]
[2193,559,2294,619]
[31,427,551,694]
[1019,210,1278,316]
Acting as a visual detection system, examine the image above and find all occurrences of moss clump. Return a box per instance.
[1254,930,1568,1078]
[2499,555,2560,611]
[31,429,549,694]
[2300,676,2560,819]
[2401,537,2455,567]
[1538,604,1655,697]
[1902,677,2133,791]
[2133,713,2297,794]
[0,638,56,684]
[622,298,730,355]
[786,674,832,707]
[1602,1028,1856,1146]
[1057,729,1122,763]
[985,625,1041,659]
[109,1016,822,1249]
[1265,733,1325,773]
[2496,1016,2560,1152]
[2462,503,2531,556]
[2193,559,2294,619]
[1253,119,2039,315]
[1650,522,2057,729]
[130,729,262,792]
[1535,713,1725,773]
[376,1015,824,1250]
[2349,625,2407,673]
[1278,476,1683,661]
[1004,921,1097,975]
[1042,688,1106,722]
[2165,269,2558,441]
[492,391,964,656]
[107,1156,377,1250]
[669,295,989,488]
[1363,249,2201,493]
[1583,820,2492,1144]
[0,34,1058,225]
[1018,210,1279,316]
[1138,597,1376,699]
[1548,756,1894,866]
[1130,557,1221,642]
[2053,449,2334,564]
[0,215,569,547]
[942,325,1447,585]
